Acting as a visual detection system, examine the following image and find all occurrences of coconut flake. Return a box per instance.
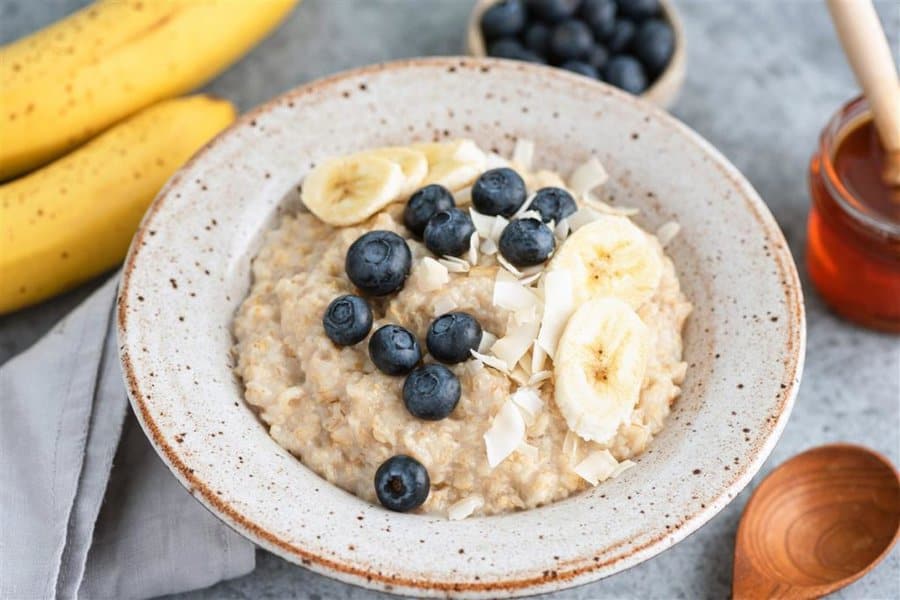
[439,256,470,273]
[516,209,544,222]
[569,157,609,197]
[511,139,535,171]
[562,430,580,462]
[470,208,495,238]
[518,270,544,287]
[478,331,498,353]
[656,221,681,247]
[485,151,510,170]
[480,237,498,255]
[448,495,484,520]
[517,442,540,462]
[434,296,458,315]
[470,349,510,373]
[536,269,574,359]
[555,218,570,241]
[512,304,539,325]
[489,215,509,242]
[418,257,449,292]
[454,186,473,206]
[493,270,540,311]
[510,193,536,219]
[573,450,619,486]
[509,366,530,386]
[492,320,540,368]
[528,369,553,386]
[468,231,479,265]
[583,192,640,216]
[511,387,543,422]
[497,254,524,277]
[454,139,487,167]
[610,459,636,479]
[484,399,526,468]
[531,340,548,373]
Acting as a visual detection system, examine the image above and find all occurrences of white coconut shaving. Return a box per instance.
[468,231,480,265]
[480,237,498,255]
[528,369,552,386]
[470,349,509,373]
[484,399,526,468]
[510,193,536,219]
[492,269,540,311]
[569,156,609,197]
[610,459,636,479]
[562,430,580,462]
[554,218,570,241]
[454,186,473,206]
[509,366,530,386]
[447,494,484,520]
[433,296,458,315]
[511,387,543,424]
[470,208,494,237]
[491,320,540,369]
[573,450,620,486]
[518,270,544,287]
[583,192,640,216]
[656,221,681,247]
[418,257,449,292]
[484,151,510,170]
[478,330,498,353]
[517,442,540,462]
[439,256,470,273]
[511,138,535,171]
[516,209,544,222]
[489,215,509,242]
[536,269,574,359]
[531,339,547,373]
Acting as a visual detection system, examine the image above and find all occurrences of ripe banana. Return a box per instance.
[412,139,487,191]
[367,147,429,197]
[0,95,236,314]
[554,297,650,444]
[0,0,296,180]
[549,215,663,308]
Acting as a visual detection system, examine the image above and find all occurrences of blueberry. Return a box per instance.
[529,187,577,223]
[322,295,372,346]
[560,60,599,78]
[549,19,594,61]
[404,184,455,238]
[632,18,674,75]
[499,218,556,266]
[617,0,661,21]
[605,19,636,53]
[368,324,422,375]
[423,208,475,257]
[374,455,430,512]
[604,55,648,94]
[403,364,461,420]
[522,22,551,55]
[471,168,527,217]
[426,312,483,364]
[480,0,527,40]
[527,0,581,23]
[345,231,412,296]
[580,0,617,39]
[587,44,610,71]
[487,38,545,63]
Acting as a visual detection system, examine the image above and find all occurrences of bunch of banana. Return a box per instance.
[548,216,664,443]
[0,96,236,314]
[302,140,486,225]
[0,0,297,180]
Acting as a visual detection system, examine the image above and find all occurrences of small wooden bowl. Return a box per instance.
[466,0,687,109]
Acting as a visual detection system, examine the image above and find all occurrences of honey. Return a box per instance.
[807,96,900,331]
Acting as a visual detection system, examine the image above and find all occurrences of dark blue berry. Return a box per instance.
[549,19,594,61]
[527,0,580,23]
[580,0,617,39]
[471,168,527,217]
[605,19,636,53]
[368,324,421,375]
[529,187,577,223]
[404,184,455,238]
[560,60,599,78]
[487,38,545,63]
[323,295,372,346]
[426,312,483,364]
[423,208,475,257]
[345,231,411,296]
[587,44,610,70]
[403,364,461,420]
[632,18,674,75]
[499,218,556,266]
[604,55,648,94]
[374,455,430,512]
[480,0,527,40]
[617,0,660,21]
[522,22,551,55]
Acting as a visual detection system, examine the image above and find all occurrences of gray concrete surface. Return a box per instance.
[2,1,899,598]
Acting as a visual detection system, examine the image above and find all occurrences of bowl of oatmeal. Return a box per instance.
[117,58,805,597]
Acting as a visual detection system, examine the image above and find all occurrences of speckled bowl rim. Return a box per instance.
[117,57,806,597]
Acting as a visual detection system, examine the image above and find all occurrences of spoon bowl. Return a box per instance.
[734,444,900,599]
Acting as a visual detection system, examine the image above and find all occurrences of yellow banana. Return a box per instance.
[0,95,236,314]
[0,0,296,180]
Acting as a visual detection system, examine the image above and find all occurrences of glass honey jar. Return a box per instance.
[807,95,900,332]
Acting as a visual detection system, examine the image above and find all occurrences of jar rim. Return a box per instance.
[818,95,900,239]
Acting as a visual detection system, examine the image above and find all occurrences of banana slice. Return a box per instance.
[412,139,487,191]
[366,146,428,198]
[301,153,405,226]
[548,215,663,308]
[554,297,650,443]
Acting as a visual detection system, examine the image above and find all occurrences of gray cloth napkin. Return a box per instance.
[0,275,255,600]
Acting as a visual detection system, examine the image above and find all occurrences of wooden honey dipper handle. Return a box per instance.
[826,0,900,185]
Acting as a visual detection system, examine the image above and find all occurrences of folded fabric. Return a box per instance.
[0,275,255,600]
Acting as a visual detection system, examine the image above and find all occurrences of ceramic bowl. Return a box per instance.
[466,0,687,108]
[117,57,804,598]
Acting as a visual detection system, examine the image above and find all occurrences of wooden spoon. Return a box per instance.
[826,0,900,186]
[733,444,900,599]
